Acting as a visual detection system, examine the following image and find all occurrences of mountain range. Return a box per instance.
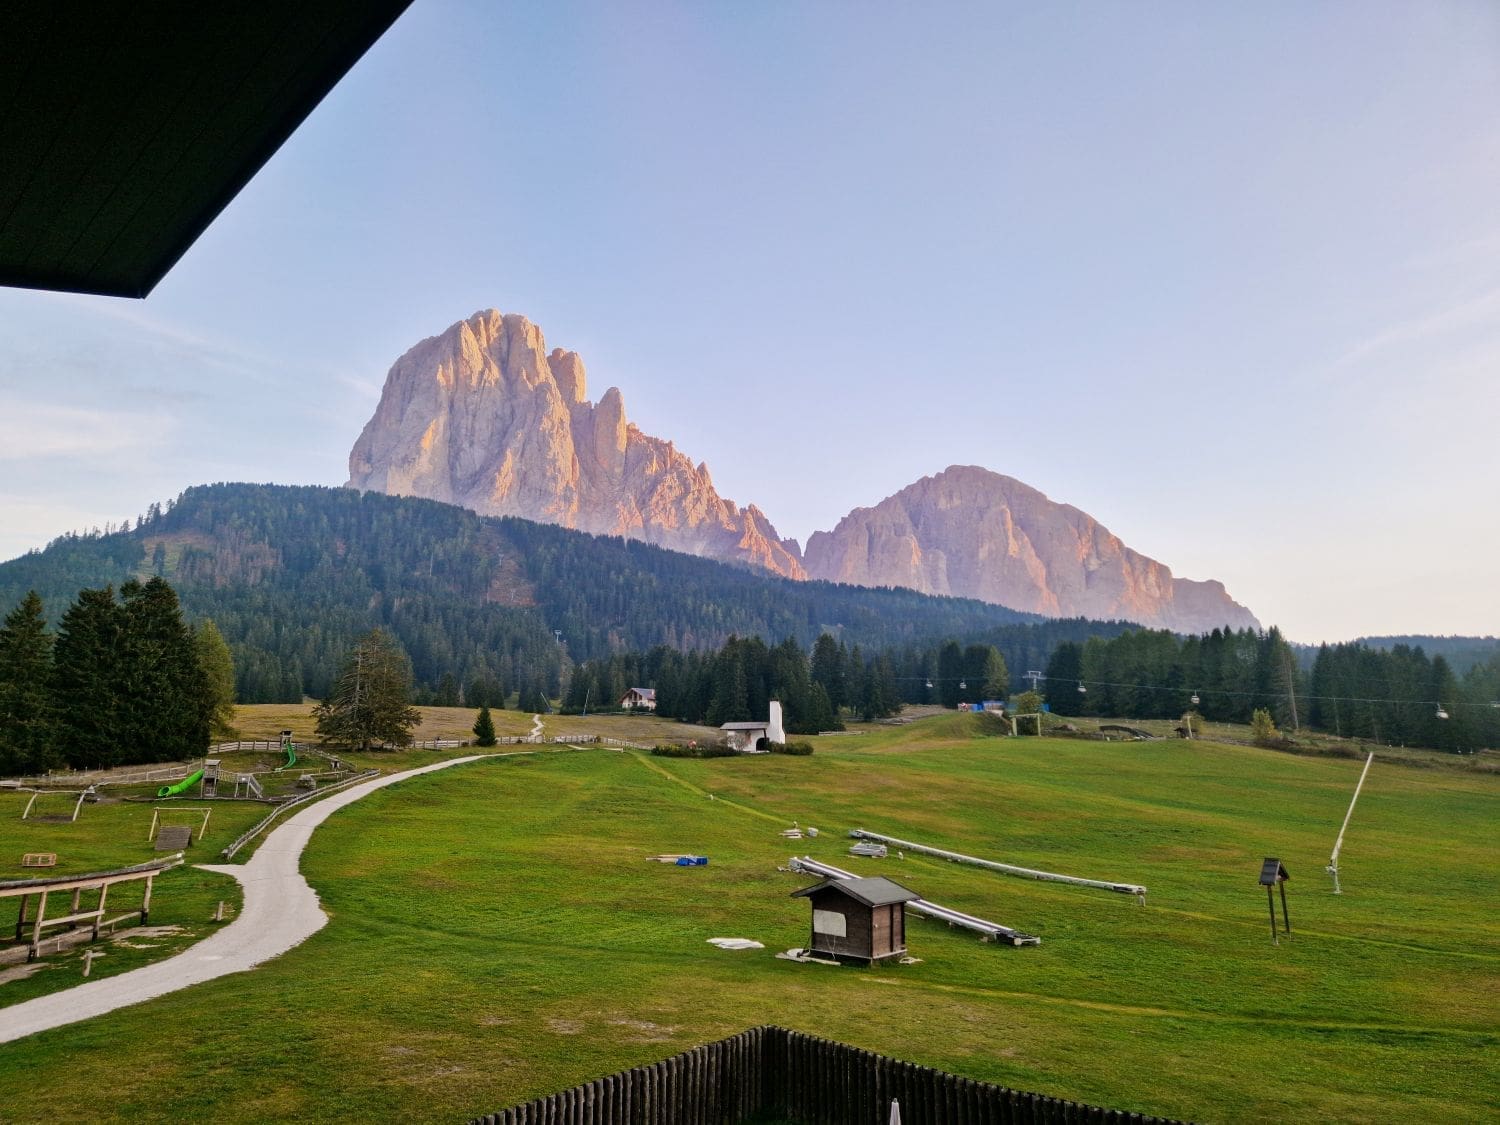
[349,310,1259,634]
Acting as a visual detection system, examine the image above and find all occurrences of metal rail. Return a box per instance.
[849,828,1147,903]
[1326,752,1374,894]
[789,856,1040,946]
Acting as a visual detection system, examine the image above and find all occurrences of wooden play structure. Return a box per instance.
[147,807,211,844]
[19,789,89,822]
[2,854,184,961]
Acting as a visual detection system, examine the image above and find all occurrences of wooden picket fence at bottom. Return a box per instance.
[469,1025,1183,1125]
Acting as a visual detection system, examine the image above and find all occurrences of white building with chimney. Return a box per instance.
[721,700,786,752]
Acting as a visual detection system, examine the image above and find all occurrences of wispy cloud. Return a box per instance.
[0,396,174,461]
[36,292,283,383]
[1326,285,1500,377]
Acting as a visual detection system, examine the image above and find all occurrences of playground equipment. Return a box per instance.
[273,729,297,772]
[21,853,57,867]
[789,856,1040,946]
[147,807,211,844]
[849,828,1148,904]
[233,772,265,799]
[20,790,88,822]
[157,769,204,799]
[1,854,184,961]
[1326,752,1375,894]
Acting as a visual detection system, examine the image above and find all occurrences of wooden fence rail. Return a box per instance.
[469,1025,1182,1125]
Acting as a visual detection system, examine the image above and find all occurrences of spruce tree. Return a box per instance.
[810,633,846,712]
[472,704,497,747]
[120,578,211,763]
[51,586,126,769]
[0,591,57,774]
[314,629,420,751]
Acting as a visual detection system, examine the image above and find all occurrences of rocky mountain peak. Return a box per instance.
[347,310,806,579]
[803,465,1259,634]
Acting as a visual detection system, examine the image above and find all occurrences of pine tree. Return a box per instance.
[314,629,420,751]
[937,640,964,708]
[120,578,211,763]
[0,591,57,774]
[51,586,126,769]
[472,704,497,747]
[810,633,846,711]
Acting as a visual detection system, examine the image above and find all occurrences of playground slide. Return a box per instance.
[274,744,297,772]
[157,770,204,798]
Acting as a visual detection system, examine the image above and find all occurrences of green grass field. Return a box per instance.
[0,715,1495,1123]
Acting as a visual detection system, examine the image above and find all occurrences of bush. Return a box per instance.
[650,742,738,759]
[767,740,814,756]
[1250,708,1280,747]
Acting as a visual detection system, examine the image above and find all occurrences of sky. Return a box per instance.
[2,1,1498,644]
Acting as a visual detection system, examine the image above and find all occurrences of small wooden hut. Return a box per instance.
[790,875,920,964]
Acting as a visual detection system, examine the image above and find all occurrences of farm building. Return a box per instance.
[790,875,920,964]
[620,687,657,711]
[722,700,785,751]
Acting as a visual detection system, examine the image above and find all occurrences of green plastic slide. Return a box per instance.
[157,769,204,798]
[275,744,297,772]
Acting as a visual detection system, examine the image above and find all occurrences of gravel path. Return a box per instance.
[1,754,489,1044]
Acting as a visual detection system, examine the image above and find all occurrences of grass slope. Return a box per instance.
[0,717,1495,1123]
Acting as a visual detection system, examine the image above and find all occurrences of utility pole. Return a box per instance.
[1285,652,1300,732]
[1024,670,1044,693]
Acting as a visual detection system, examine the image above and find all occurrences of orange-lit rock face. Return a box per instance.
[803,465,1260,633]
[347,310,806,579]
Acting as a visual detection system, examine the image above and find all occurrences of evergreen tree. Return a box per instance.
[1044,641,1084,717]
[120,578,211,763]
[194,619,238,742]
[979,646,1009,700]
[314,629,420,751]
[937,640,964,707]
[0,591,57,774]
[810,633,846,711]
[51,586,126,769]
[472,704,497,747]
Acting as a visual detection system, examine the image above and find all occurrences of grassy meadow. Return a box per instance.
[0,714,1495,1122]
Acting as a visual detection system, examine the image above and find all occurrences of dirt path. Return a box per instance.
[0,754,491,1044]
[529,713,544,739]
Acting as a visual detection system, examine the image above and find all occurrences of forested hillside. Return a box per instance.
[0,483,1124,704]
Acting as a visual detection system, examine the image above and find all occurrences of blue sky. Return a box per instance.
[2,1,1497,642]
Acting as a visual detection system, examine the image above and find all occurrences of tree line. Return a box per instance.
[1040,626,1497,751]
[562,633,1017,731]
[0,580,235,773]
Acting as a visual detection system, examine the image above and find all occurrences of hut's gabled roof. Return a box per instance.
[790,875,920,907]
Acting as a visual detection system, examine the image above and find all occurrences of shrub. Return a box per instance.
[650,742,737,759]
[1250,708,1280,747]
[767,740,814,756]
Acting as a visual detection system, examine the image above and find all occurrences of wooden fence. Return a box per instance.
[469,1025,1183,1125]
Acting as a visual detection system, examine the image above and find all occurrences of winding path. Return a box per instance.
[1,754,490,1044]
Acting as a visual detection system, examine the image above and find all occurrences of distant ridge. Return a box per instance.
[804,465,1260,635]
[345,312,1259,634]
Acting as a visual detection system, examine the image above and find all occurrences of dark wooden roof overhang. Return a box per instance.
[0,0,414,298]
[791,875,920,908]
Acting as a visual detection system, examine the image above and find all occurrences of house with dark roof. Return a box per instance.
[620,687,657,711]
[790,875,920,964]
